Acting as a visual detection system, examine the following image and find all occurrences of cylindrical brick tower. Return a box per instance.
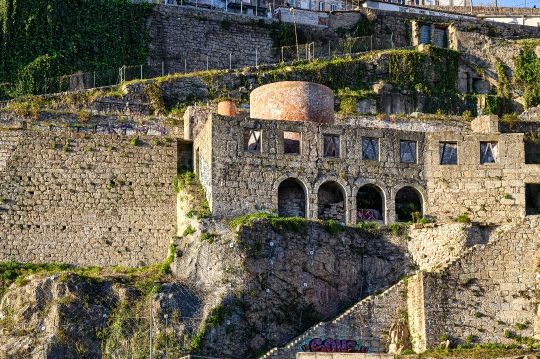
[250,81,334,124]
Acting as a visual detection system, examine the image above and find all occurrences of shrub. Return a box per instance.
[504,329,514,338]
[327,220,339,235]
[182,225,196,237]
[130,138,139,146]
[200,232,217,244]
[457,214,471,223]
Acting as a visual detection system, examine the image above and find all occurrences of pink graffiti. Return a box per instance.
[300,338,369,353]
[356,209,379,220]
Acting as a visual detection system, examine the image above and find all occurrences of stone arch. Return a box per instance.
[394,185,425,222]
[355,183,386,223]
[277,178,307,218]
[317,181,347,222]
[273,174,311,216]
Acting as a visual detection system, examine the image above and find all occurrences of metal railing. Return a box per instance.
[0,35,388,100]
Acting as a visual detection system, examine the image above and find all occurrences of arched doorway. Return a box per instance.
[278,179,306,218]
[317,181,346,221]
[356,185,384,222]
[395,187,422,222]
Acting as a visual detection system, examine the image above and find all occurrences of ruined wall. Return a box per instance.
[424,130,540,223]
[206,114,428,224]
[407,223,496,271]
[408,217,540,350]
[193,115,214,206]
[0,128,177,267]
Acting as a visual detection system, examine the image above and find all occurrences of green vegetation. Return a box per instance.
[229,212,304,234]
[515,43,540,108]
[457,214,471,223]
[0,0,154,99]
[387,46,461,113]
[182,225,196,237]
[200,232,217,244]
[399,344,540,358]
[158,243,177,275]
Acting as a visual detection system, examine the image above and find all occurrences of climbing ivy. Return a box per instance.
[387,46,461,113]
[515,44,540,109]
[0,0,154,99]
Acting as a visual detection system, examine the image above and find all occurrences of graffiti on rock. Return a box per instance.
[299,338,370,353]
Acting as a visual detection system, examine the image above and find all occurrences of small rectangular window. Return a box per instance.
[244,129,261,152]
[330,4,338,10]
[323,135,340,158]
[400,140,417,164]
[480,141,498,164]
[526,183,540,215]
[318,1,325,10]
[362,137,379,161]
[284,131,301,154]
[439,142,458,165]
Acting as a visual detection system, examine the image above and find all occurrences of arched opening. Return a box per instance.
[356,185,384,222]
[395,187,422,222]
[317,181,346,221]
[278,179,306,218]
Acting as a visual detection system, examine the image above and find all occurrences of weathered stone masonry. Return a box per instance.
[191,110,540,225]
[0,129,177,267]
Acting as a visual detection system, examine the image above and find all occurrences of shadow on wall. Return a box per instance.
[526,183,540,215]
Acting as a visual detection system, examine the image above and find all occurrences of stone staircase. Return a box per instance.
[262,226,506,359]
[261,282,406,359]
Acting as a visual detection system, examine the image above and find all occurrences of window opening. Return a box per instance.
[284,131,301,154]
[480,142,498,164]
[362,137,379,161]
[323,135,340,157]
[439,142,458,165]
[526,184,540,215]
[400,140,417,163]
[244,129,261,152]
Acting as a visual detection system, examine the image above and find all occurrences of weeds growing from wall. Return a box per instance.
[515,44,540,109]
[387,46,461,113]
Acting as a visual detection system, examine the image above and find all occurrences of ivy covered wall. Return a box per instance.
[0,0,153,98]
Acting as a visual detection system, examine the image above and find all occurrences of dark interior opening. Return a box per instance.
[177,140,193,172]
[526,184,540,215]
[278,179,306,218]
[525,132,540,164]
[395,187,422,222]
[318,181,345,221]
[356,185,384,222]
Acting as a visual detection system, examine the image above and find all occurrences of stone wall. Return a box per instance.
[263,281,408,359]
[204,114,428,223]
[0,110,183,139]
[0,130,177,267]
[407,216,540,350]
[145,4,540,80]
[407,223,500,271]
[424,128,540,223]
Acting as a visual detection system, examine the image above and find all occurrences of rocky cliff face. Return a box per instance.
[172,210,412,358]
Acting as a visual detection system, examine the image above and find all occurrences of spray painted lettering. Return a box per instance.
[300,338,370,353]
[32,122,169,136]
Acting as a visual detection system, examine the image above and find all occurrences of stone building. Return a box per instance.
[183,81,540,225]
